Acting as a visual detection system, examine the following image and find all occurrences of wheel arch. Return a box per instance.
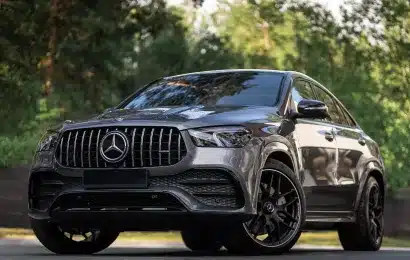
[354,161,386,211]
[251,140,300,209]
[260,140,299,178]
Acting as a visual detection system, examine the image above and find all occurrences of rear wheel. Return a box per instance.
[338,176,384,251]
[223,159,305,254]
[181,228,223,252]
[30,218,119,254]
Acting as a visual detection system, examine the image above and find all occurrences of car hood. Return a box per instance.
[59,105,281,131]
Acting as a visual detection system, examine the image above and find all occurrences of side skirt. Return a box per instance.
[302,210,355,231]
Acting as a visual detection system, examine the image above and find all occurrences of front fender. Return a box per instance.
[251,137,300,209]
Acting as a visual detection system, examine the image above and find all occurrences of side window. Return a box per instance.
[313,85,346,125]
[337,103,356,127]
[291,80,315,112]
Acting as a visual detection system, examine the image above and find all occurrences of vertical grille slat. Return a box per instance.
[168,129,173,165]
[96,129,101,168]
[59,137,64,164]
[123,128,128,168]
[80,130,86,168]
[178,134,181,161]
[73,131,78,167]
[131,128,136,167]
[56,126,186,169]
[104,129,108,168]
[66,132,71,166]
[149,128,154,166]
[140,128,146,167]
[158,128,164,166]
[88,130,93,168]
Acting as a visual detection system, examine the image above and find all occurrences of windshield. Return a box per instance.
[121,71,284,109]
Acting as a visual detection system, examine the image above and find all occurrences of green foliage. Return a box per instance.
[0,131,43,168]
[0,0,409,190]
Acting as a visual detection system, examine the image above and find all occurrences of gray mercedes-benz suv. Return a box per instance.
[29,69,386,254]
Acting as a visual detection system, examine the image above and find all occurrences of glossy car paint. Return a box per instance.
[28,69,386,230]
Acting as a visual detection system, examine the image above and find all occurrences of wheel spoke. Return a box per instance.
[276,174,281,195]
[254,219,266,238]
[248,214,262,230]
[373,189,379,209]
[268,174,274,196]
[260,183,268,194]
[284,197,298,208]
[278,189,295,198]
[371,219,378,238]
[263,218,276,242]
[280,209,298,223]
[279,219,295,230]
[274,220,281,241]
[249,214,265,237]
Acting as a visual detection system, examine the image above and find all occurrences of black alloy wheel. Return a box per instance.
[30,218,119,254]
[338,176,384,251]
[223,159,305,254]
[368,184,383,244]
[244,168,302,248]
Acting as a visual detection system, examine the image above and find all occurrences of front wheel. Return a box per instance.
[30,218,119,255]
[223,159,306,254]
[338,176,384,251]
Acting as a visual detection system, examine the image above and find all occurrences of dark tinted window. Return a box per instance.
[337,102,356,127]
[291,80,315,112]
[121,72,284,109]
[313,85,346,125]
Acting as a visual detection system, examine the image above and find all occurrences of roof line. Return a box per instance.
[164,69,291,79]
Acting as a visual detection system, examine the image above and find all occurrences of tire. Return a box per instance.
[30,218,120,255]
[338,176,384,251]
[181,228,223,252]
[223,158,306,255]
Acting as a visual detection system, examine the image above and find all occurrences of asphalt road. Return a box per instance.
[1,239,410,259]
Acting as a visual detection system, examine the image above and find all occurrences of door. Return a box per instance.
[290,79,338,211]
[311,84,359,210]
[331,98,369,210]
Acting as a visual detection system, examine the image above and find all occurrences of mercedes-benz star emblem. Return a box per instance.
[99,131,129,163]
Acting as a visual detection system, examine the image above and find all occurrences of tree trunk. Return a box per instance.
[44,0,58,97]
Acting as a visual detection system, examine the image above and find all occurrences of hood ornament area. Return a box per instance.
[99,131,129,163]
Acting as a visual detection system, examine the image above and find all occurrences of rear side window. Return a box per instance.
[312,85,346,125]
[336,102,356,127]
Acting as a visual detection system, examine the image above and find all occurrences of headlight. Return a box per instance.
[37,131,59,151]
[188,126,252,148]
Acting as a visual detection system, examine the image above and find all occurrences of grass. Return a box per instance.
[1,228,410,248]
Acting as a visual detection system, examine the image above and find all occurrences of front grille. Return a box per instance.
[55,126,187,168]
[150,170,244,208]
[29,172,82,211]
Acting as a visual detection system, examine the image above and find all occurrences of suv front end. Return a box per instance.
[28,122,260,231]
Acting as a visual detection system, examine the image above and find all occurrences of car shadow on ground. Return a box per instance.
[25,247,408,258]
[95,248,384,257]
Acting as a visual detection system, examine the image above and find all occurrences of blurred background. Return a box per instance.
[0,0,409,241]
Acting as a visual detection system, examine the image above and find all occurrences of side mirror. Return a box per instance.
[296,99,328,119]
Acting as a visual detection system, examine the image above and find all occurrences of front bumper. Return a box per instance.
[29,131,263,230]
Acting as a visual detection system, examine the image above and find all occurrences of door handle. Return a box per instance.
[324,131,334,142]
[358,137,366,146]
